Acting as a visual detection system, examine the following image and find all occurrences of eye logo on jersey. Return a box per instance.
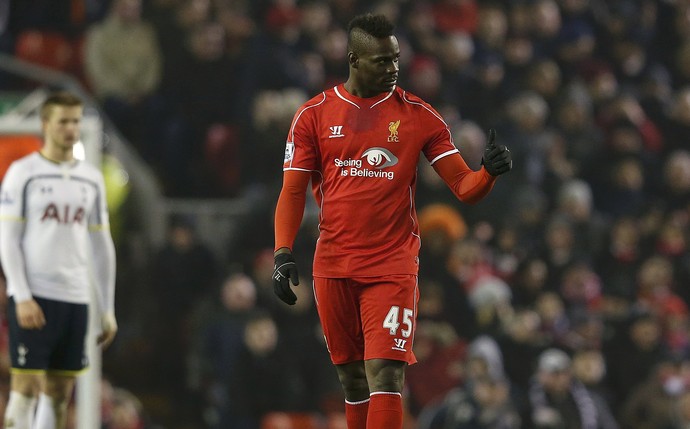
[336,148,398,180]
[362,148,398,169]
[388,120,400,142]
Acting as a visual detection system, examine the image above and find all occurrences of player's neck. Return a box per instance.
[343,80,383,99]
[40,146,74,163]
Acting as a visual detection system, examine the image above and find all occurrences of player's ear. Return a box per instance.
[348,51,359,68]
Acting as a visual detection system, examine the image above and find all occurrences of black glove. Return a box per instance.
[481,129,512,176]
[273,250,300,305]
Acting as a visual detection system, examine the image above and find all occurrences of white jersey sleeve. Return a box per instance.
[0,161,33,302]
[88,172,116,316]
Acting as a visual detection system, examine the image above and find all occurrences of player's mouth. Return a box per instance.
[383,77,398,86]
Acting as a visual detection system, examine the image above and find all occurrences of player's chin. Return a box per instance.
[380,81,397,91]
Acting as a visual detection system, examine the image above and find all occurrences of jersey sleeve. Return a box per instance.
[0,162,25,221]
[88,170,116,315]
[0,162,33,302]
[418,102,460,165]
[87,170,110,230]
[283,96,323,172]
[274,170,310,251]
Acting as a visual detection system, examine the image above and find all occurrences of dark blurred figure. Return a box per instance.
[226,311,297,429]
[416,335,523,429]
[526,348,618,429]
[189,272,261,429]
[571,348,615,408]
[553,179,610,260]
[163,21,245,196]
[512,257,550,309]
[84,0,163,154]
[604,312,665,414]
[498,309,547,392]
[596,216,643,301]
[620,358,689,429]
[148,214,218,422]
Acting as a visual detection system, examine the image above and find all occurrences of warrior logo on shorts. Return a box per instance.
[392,338,407,352]
[17,344,28,366]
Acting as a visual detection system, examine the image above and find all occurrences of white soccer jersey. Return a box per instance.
[0,152,113,305]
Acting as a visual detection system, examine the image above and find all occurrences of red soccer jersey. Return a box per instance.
[283,84,462,277]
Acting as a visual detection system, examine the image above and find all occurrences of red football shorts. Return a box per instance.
[313,275,419,365]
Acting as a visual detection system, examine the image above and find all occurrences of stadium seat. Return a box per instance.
[204,123,242,195]
[261,412,323,429]
[15,30,74,72]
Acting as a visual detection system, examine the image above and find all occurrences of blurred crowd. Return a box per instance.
[3,0,690,428]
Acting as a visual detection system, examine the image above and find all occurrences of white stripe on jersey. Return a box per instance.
[0,152,110,304]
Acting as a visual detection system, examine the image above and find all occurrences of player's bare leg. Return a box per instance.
[33,374,76,429]
[336,361,370,429]
[4,373,40,429]
[365,359,405,429]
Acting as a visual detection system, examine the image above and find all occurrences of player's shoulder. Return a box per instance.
[298,90,330,110]
[4,152,41,178]
[395,87,446,121]
[74,160,105,181]
[9,151,40,168]
[396,87,433,109]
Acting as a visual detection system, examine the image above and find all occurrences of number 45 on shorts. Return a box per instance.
[383,306,413,338]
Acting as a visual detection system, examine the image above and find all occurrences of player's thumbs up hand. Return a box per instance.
[273,248,300,305]
[487,128,497,149]
[481,128,512,176]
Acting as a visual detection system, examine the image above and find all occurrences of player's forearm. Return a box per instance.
[0,221,33,302]
[90,227,116,315]
[446,168,496,204]
[434,154,497,204]
[274,171,310,251]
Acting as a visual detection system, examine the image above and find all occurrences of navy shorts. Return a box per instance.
[8,296,89,375]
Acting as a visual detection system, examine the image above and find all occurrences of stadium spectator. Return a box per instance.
[147,214,218,414]
[527,348,618,429]
[604,311,666,413]
[190,272,262,429]
[416,335,522,429]
[620,358,688,429]
[84,0,163,159]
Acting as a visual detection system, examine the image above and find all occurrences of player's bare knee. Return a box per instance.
[10,373,42,397]
[365,359,405,393]
[44,375,75,405]
[336,362,369,398]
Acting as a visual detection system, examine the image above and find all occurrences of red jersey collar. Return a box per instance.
[334,84,395,109]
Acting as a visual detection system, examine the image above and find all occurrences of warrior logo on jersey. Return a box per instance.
[284,142,295,162]
[362,148,398,169]
[329,125,345,138]
[387,120,400,142]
